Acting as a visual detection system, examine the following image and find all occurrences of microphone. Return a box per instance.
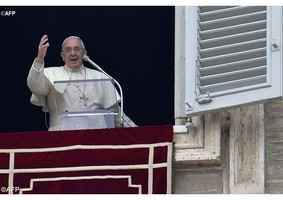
[83,55,124,128]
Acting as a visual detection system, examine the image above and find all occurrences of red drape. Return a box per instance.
[0,125,173,194]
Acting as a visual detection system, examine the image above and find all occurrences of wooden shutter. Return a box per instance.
[185,6,282,116]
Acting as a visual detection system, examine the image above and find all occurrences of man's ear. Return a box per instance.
[60,52,65,61]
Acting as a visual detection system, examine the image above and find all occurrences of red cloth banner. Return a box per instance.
[0,125,173,194]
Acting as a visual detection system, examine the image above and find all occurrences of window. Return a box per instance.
[185,6,282,116]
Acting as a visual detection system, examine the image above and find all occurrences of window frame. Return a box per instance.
[185,6,283,117]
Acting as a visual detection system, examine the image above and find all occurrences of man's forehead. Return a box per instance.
[62,36,85,49]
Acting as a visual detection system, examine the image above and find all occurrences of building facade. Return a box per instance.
[173,6,283,194]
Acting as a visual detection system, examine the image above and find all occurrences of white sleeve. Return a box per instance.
[27,58,49,96]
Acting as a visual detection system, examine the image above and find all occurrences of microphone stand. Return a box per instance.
[83,55,124,128]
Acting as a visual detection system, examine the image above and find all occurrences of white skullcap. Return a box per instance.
[61,36,86,50]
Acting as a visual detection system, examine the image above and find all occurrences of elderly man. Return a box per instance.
[27,35,136,130]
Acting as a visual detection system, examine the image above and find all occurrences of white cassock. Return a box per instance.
[27,60,136,131]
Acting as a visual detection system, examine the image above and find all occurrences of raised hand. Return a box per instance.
[36,34,49,64]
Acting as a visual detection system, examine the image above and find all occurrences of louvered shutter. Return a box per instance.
[185,6,282,116]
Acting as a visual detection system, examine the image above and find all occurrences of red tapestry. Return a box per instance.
[0,125,173,194]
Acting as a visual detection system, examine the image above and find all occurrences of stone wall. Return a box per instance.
[173,104,266,194]
[265,99,283,193]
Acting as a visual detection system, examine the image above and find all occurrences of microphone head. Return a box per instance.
[83,55,89,61]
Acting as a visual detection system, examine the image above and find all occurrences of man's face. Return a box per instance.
[61,38,86,69]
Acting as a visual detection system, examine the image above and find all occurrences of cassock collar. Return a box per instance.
[64,64,85,73]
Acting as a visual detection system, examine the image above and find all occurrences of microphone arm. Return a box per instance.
[83,55,124,127]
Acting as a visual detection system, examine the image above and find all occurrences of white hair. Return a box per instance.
[61,36,86,50]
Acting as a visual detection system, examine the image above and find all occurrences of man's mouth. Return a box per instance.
[70,58,78,62]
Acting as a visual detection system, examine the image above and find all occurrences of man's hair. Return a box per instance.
[61,36,86,51]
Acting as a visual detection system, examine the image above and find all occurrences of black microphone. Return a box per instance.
[83,55,124,127]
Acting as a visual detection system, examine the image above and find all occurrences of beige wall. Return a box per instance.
[173,103,268,193]
[265,99,283,193]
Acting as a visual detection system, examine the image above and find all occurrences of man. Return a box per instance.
[27,35,136,130]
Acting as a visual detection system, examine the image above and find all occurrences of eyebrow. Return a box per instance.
[64,46,81,49]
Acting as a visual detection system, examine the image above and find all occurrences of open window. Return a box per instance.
[185,6,282,117]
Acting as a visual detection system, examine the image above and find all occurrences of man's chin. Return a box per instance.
[68,63,80,69]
